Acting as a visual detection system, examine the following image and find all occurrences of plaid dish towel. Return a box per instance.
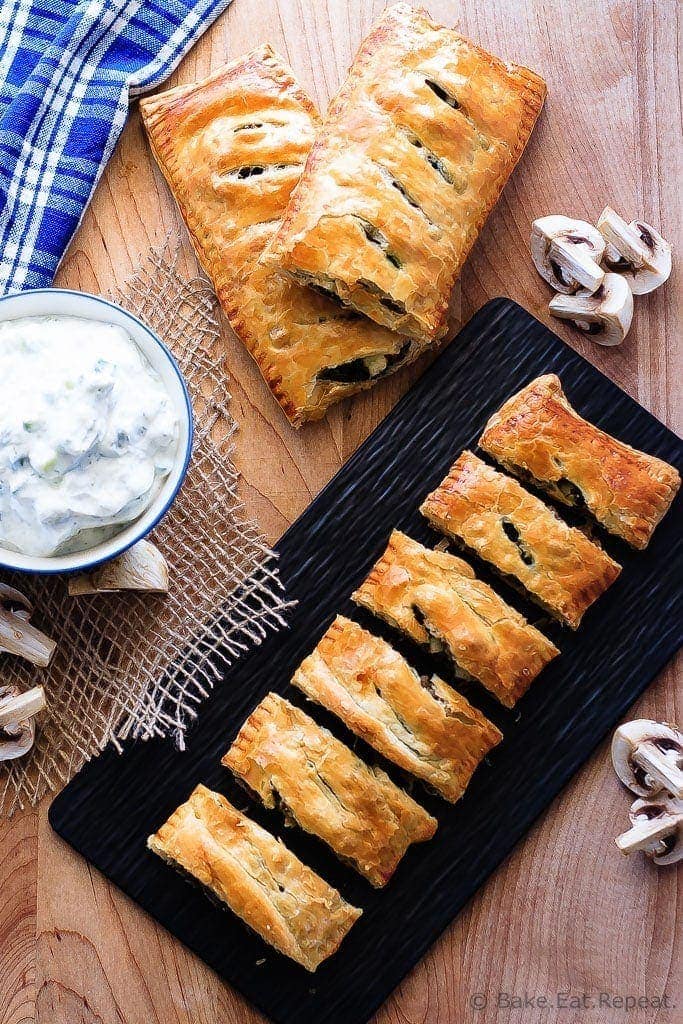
[0,0,232,294]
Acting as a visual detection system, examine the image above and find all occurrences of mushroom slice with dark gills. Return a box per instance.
[549,273,633,347]
[611,720,683,800]
[597,206,672,294]
[615,795,683,866]
[531,215,605,293]
[0,583,55,665]
[0,684,46,761]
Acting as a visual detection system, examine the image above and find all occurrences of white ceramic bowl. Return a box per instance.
[0,289,193,574]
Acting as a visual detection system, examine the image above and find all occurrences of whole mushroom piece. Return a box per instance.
[0,583,56,666]
[0,684,46,761]
[611,719,683,800]
[531,215,606,294]
[68,540,169,596]
[548,273,633,346]
[597,206,672,295]
[615,795,683,866]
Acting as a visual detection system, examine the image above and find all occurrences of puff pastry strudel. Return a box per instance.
[420,452,621,628]
[262,4,546,342]
[140,46,420,426]
[147,785,361,971]
[292,615,501,801]
[222,693,436,887]
[479,374,681,549]
[352,530,558,705]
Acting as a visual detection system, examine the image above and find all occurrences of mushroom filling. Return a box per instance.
[230,163,297,179]
[405,130,454,185]
[357,278,407,316]
[555,478,587,508]
[501,519,535,566]
[318,341,411,384]
[356,217,402,269]
[425,77,460,110]
[307,281,345,304]
[420,675,478,723]
[412,608,478,683]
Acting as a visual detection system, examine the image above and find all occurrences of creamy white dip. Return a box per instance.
[0,316,180,557]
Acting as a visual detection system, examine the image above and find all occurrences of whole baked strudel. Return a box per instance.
[479,375,681,549]
[352,530,558,706]
[222,692,436,887]
[420,452,621,628]
[147,785,361,971]
[140,46,421,426]
[292,614,502,801]
[262,4,546,342]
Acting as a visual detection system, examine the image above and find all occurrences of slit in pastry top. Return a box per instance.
[139,44,420,427]
[292,614,502,801]
[420,452,622,629]
[147,784,361,971]
[479,374,681,550]
[221,693,436,887]
[352,529,558,706]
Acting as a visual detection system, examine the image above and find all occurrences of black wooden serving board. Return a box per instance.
[50,299,682,1024]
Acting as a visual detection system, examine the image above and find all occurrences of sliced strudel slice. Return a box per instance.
[352,530,558,706]
[147,785,361,971]
[222,693,436,887]
[262,4,546,342]
[420,452,621,628]
[140,45,419,426]
[479,374,681,549]
[292,614,501,801]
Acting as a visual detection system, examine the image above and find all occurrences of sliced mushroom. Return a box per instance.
[0,583,56,666]
[615,795,683,865]
[531,216,606,293]
[611,720,683,799]
[0,684,46,761]
[548,273,633,346]
[68,540,169,596]
[597,206,672,295]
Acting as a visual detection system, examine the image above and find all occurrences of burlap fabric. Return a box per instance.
[0,243,294,815]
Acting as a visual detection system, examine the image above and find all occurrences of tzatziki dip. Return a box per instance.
[0,316,180,557]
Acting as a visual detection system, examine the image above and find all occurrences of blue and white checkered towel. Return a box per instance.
[0,0,232,294]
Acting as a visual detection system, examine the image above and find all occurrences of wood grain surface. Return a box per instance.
[1,2,681,1023]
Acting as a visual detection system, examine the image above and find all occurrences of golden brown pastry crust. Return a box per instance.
[352,530,558,706]
[420,452,621,629]
[139,45,420,427]
[262,4,546,342]
[221,693,436,887]
[479,374,681,550]
[292,615,502,801]
[147,785,361,971]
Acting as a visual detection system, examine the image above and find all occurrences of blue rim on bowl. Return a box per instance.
[0,289,194,575]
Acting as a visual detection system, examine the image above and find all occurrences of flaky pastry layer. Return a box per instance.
[140,45,420,426]
[147,784,361,971]
[263,4,546,342]
[292,614,501,800]
[420,452,621,628]
[479,374,681,549]
[222,693,436,887]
